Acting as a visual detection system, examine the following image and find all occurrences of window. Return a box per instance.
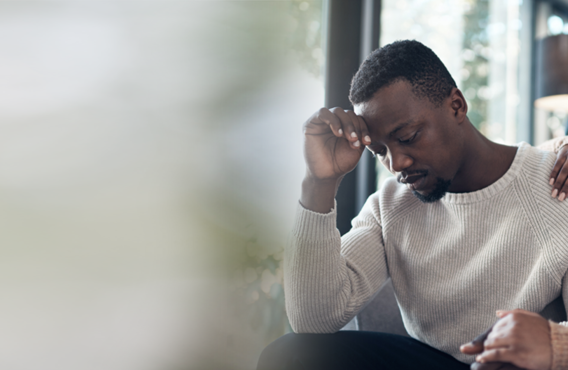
[378,0,531,186]
[533,1,568,144]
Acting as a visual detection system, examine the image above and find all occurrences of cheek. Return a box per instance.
[419,125,460,173]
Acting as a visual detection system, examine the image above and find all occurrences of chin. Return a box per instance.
[412,178,452,203]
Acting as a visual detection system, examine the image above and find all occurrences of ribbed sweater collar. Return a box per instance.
[442,142,528,205]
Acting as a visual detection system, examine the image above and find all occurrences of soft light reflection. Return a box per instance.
[548,15,564,35]
[535,94,568,112]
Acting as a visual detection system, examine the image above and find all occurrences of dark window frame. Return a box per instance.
[324,0,380,234]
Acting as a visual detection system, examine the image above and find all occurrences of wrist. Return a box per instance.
[300,174,342,214]
[303,172,343,189]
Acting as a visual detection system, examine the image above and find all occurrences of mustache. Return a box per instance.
[396,170,428,183]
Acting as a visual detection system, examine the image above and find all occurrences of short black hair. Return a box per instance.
[349,40,457,107]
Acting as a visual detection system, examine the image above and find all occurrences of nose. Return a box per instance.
[387,149,413,173]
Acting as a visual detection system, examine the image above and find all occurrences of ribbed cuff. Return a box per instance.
[292,200,339,241]
[550,321,568,370]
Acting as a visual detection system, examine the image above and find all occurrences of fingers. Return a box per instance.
[308,107,369,150]
[461,341,484,355]
[483,334,511,350]
[330,107,369,150]
[331,108,360,149]
[344,110,371,145]
[496,308,538,320]
[461,322,496,355]
[314,108,344,138]
[470,362,519,370]
[550,146,568,201]
[476,348,516,365]
[496,310,511,318]
[356,114,372,146]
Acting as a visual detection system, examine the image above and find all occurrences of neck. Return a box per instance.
[448,123,517,193]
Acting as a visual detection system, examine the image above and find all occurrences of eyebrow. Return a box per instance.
[369,120,414,146]
[388,121,413,137]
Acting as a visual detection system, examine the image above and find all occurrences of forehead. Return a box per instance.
[355,80,434,135]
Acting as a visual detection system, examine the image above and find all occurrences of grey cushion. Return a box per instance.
[355,279,409,336]
[343,278,567,334]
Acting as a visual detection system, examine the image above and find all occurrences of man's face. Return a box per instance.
[355,80,464,202]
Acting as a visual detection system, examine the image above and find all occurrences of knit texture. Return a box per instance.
[286,143,568,364]
[548,321,568,370]
[551,321,568,370]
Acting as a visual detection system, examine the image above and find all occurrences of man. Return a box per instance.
[258,40,568,369]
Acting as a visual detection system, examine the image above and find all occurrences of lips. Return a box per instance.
[402,174,427,191]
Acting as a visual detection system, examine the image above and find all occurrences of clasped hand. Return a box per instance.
[460,309,552,370]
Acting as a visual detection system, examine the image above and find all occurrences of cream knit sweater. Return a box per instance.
[286,142,568,365]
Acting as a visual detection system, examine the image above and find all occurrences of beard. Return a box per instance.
[412,177,452,203]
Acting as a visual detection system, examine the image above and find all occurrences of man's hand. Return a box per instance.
[460,309,551,370]
[303,107,370,181]
[300,107,370,213]
[550,145,568,201]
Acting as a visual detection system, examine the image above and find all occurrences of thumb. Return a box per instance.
[460,340,483,355]
[460,322,496,355]
[496,309,513,318]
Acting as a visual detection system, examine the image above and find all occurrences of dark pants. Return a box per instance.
[257,331,470,370]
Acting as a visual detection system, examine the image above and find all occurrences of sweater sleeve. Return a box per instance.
[551,271,568,369]
[550,321,568,369]
[285,193,389,333]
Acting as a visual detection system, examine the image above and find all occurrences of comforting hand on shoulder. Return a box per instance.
[550,144,568,201]
[461,309,552,370]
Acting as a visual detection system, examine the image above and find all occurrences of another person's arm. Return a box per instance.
[461,273,568,369]
[457,137,568,369]
[538,136,568,201]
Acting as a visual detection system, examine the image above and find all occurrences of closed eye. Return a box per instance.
[398,132,417,144]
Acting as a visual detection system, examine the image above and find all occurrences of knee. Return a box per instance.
[257,332,350,370]
[257,333,300,370]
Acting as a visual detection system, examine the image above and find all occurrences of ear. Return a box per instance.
[448,88,468,123]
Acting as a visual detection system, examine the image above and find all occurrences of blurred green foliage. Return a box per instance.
[288,1,324,78]
[462,0,489,132]
[222,0,323,345]
[221,0,324,369]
